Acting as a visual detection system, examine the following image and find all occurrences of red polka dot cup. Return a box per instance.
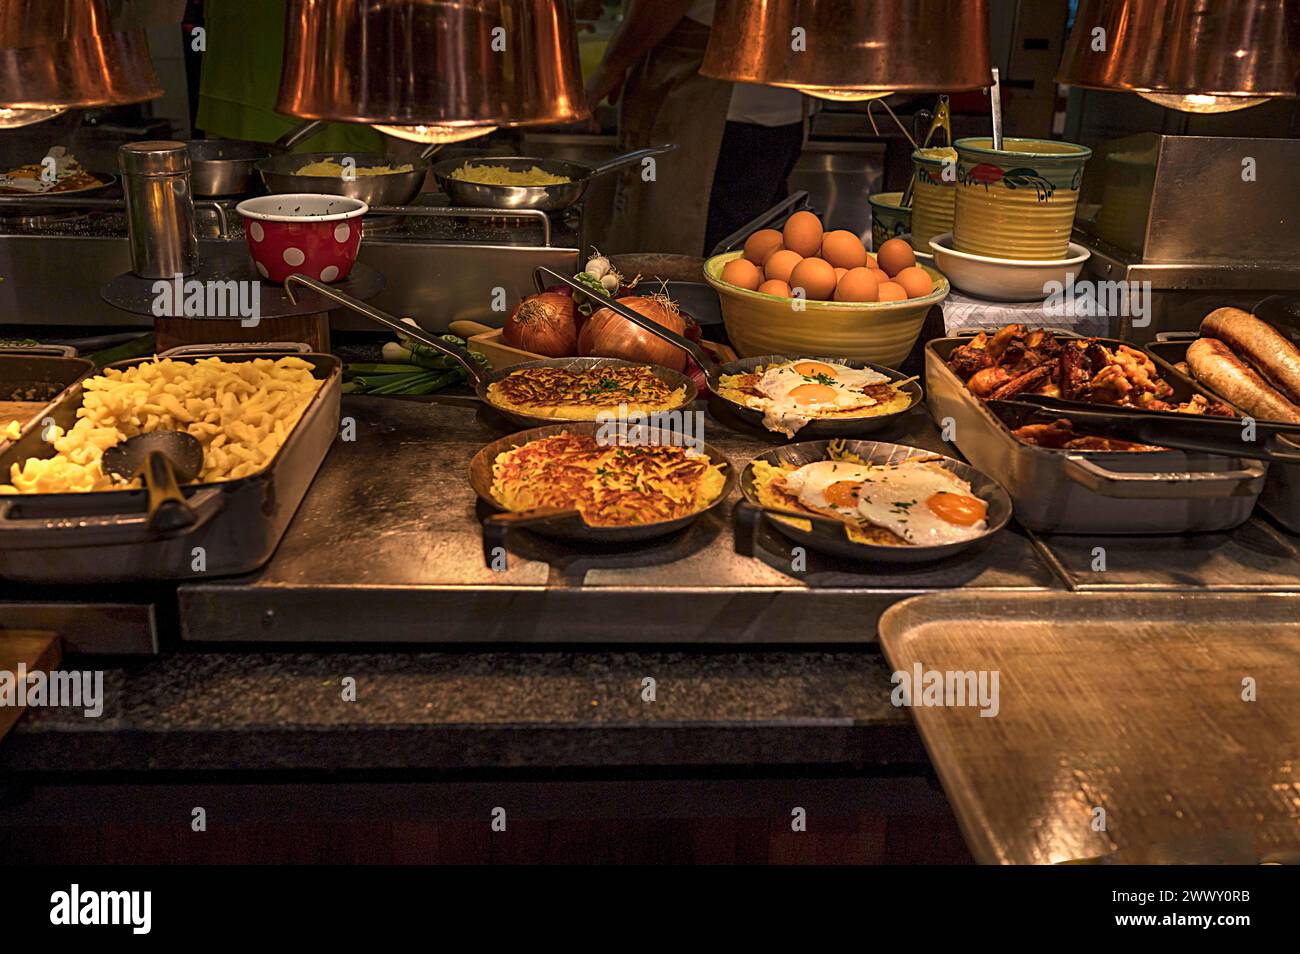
[235,193,366,284]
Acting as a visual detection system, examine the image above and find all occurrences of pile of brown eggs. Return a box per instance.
[720,211,933,303]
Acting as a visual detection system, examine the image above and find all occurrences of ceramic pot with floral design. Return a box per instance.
[910,146,958,253]
[868,191,911,252]
[953,137,1092,260]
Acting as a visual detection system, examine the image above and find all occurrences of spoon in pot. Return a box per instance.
[102,431,204,531]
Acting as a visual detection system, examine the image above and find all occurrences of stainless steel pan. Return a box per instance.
[257,140,441,207]
[432,145,677,212]
[926,335,1266,534]
[186,120,325,197]
[0,343,341,583]
[282,276,697,429]
[535,266,923,440]
[468,421,736,567]
[734,439,1012,563]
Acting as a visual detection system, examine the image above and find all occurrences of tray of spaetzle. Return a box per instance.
[0,345,340,583]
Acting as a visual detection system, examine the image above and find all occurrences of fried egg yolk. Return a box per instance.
[926,491,987,526]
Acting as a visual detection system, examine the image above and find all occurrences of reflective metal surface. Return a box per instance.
[175,396,1058,644]
[118,141,198,278]
[0,0,159,115]
[277,0,588,127]
[1058,0,1300,108]
[700,0,992,93]
[879,591,1300,864]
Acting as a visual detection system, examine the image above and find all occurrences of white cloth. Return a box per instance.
[684,0,807,127]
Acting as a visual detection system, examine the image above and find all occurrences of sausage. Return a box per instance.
[1200,306,1300,405]
[1186,337,1300,424]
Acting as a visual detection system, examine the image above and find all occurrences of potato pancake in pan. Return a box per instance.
[486,365,687,420]
[491,433,726,526]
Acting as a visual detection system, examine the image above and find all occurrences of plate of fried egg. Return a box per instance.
[712,355,921,439]
[736,439,1012,562]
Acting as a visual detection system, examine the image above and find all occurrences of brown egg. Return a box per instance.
[876,237,916,278]
[721,257,762,291]
[834,267,879,302]
[821,230,868,270]
[758,278,791,297]
[877,281,908,302]
[789,257,837,301]
[742,228,784,265]
[782,210,824,257]
[833,267,847,281]
[895,265,933,299]
[869,267,892,285]
[764,249,804,284]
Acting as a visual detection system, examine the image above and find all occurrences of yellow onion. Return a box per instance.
[503,292,579,357]
[579,295,686,371]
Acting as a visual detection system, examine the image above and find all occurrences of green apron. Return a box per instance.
[195,0,383,153]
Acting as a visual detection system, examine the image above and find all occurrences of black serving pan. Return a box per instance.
[468,421,736,568]
[534,267,923,440]
[734,439,1012,563]
[0,344,341,583]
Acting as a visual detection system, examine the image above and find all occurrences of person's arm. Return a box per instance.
[584,0,696,108]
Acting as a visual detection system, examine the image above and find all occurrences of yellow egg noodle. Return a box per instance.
[1,357,322,494]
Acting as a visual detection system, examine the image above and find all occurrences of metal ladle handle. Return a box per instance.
[283,274,485,389]
[533,266,717,384]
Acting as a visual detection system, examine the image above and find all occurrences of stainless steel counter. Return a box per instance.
[175,396,1062,645]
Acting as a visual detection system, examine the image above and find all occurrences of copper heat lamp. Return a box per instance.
[1058,0,1300,113]
[276,0,589,136]
[0,0,161,128]
[700,0,993,99]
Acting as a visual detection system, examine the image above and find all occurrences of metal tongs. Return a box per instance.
[990,395,1300,463]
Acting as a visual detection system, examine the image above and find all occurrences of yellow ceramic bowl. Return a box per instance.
[953,137,1092,261]
[703,251,948,368]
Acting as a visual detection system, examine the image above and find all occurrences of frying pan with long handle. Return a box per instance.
[258,137,443,207]
[533,267,923,439]
[282,276,697,429]
[432,145,678,213]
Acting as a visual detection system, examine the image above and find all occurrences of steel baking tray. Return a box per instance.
[926,335,1266,534]
[878,590,1300,865]
[0,346,95,449]
[1146,333,1300,534]
[0,345,341,583]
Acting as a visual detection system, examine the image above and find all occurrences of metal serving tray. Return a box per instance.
[0,346,95,447]
[1146,333,1300,534]
[925,335,1266,534]
[0,345,341,583]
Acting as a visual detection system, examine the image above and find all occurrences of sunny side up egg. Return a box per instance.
[751,360,894,436]
[780,459,988,545]
[753,360,892,436]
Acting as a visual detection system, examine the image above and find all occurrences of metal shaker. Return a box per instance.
[118,140,199,278]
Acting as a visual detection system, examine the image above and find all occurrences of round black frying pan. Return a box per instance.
[282,277,697,429]
[734,439,1013,563]
[467,420,737,568]
[534,267,924,439]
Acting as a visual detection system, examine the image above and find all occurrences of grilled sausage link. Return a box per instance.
[1200,306,1300,405]
[1187,337,1300,424]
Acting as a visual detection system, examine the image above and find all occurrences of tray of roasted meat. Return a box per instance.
[925,324,1266,534]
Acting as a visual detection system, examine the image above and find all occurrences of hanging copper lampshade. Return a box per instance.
[0,0,161,127]
[1058,0,1300,113]
[276,0,588,128]
[700,0,992,97]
